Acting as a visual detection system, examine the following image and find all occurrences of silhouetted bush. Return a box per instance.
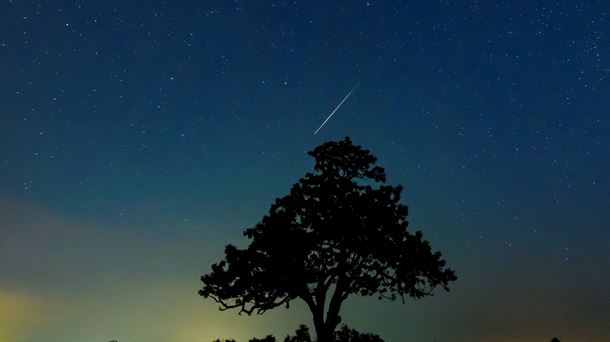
[283,324,311,342]
[333,325,384,342]
[214,324,383,342]
[249,335,277,342]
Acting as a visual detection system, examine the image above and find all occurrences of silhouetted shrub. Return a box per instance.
[215,324,384,342]
[249,335,277,342]
[283,324,311,342]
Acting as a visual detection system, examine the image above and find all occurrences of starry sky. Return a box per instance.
[1,1,609,341]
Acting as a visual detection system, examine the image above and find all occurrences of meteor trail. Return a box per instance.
[314,83,359,135]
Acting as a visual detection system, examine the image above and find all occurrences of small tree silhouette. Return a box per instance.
[213,324,382,342]
[199,137,457,342]
[332,325,384,342]
[249,336,277,342]
[283,325,311,342]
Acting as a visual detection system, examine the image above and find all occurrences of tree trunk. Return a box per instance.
[313,313,340,342]
[312,313,327,342]
[315,325,333,342]
[319,276,344,341]
[303,280,345,342]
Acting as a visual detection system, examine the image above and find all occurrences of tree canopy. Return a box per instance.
[199,137,457,341]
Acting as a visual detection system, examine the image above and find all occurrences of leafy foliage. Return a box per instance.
[283,325,312,342]
[200,137,457,341]
[213,324,382,342]
[249,336,277,342]
[332,325,384,342]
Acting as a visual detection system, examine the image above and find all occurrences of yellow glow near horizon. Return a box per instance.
[0,289,45,342]
[0,196,301,342]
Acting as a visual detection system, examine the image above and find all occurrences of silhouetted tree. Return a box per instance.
[199,137,457,342]
[550,338,560,342]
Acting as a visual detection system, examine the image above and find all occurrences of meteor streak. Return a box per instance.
[314,83,359,135]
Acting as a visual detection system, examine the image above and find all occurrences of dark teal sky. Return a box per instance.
[1,1,609,341]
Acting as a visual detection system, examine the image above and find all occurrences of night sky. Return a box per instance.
[1,1,609,341]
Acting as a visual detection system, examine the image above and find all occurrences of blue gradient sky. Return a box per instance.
[1,1,609,341]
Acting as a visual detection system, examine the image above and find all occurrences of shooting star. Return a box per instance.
[314,83,359,135]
